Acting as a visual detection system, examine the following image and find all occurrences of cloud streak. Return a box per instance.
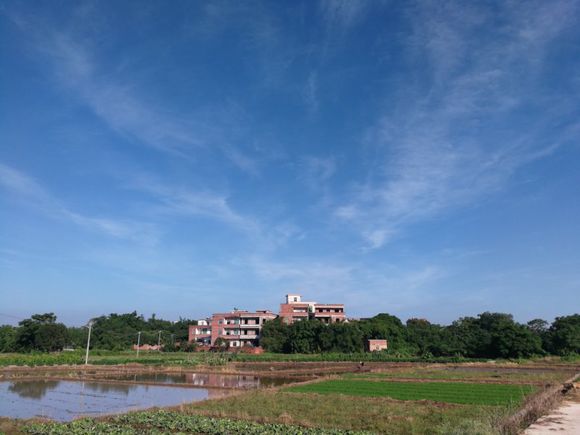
[128,176,260,235]
[7,11,263,174]
[0,163,157,243]
[336,0,579,249]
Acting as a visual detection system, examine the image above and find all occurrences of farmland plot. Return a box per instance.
[287,380,536,405]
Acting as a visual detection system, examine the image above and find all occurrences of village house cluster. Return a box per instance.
[188,294,346,348]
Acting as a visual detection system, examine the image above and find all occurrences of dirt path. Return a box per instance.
[525,387,580,434]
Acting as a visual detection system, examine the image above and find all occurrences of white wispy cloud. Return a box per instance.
[44,35,205,158]
[125,174,304,250]
[7,10,263,174]
[128,176,259,234]
[0,163,157,243]
[337,0,579,249]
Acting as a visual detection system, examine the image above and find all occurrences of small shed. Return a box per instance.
[367,339,388,352]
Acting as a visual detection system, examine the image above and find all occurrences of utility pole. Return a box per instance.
[136,331,141,357]
[157,331,162,350]
[84,321,93,365]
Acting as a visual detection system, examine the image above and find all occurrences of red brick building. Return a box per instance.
[189,310,276,348]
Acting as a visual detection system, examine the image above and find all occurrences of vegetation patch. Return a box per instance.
[0,351,234,367]
[188,389,502,434]
[287,380,536,405]
[345,368,574,384]
[23,410,370,434]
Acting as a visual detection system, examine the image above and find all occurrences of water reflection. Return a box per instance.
[8,380,60,399]
[0,372,301,421]
[105,372,295,388]
[84,382,132,395]
[0,380,226,421]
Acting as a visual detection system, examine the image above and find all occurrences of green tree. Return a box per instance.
[66,326,88,349]
[14,313,69,352]
[549,314,580,355]
[260,318,290,352]
[359,313,408,353]
[86,312,196,350]
[447,316,488,357]
[327,322,364,353]
[0,325,17,352]
[287,320,324,353]
[447,313,543,358]
[527,319,550,352]
[406,318,446,356]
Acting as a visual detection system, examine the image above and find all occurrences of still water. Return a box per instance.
[0,379,232,421]
[102,372,296,387]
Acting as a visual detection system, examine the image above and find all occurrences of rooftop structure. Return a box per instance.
[279,294,346,324]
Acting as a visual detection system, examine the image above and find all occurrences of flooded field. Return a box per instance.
[0,372,302,421]
[0,379,233,421]
[94,372,298,388]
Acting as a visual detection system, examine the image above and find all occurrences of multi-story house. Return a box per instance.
[189,310,276,348]
[189,319,211,345]
[189,294,346,348]
[279,294,346,324]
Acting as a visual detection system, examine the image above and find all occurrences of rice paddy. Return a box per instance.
[287,379,537,405]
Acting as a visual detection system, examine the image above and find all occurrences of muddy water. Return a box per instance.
[0,379,234,421]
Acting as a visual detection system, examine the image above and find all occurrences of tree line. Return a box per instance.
[260,312,580,358]
[0,312,195,353]
[0,311,578,358]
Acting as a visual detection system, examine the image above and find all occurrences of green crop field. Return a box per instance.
[344,369,574,384]
[287,380,536,405]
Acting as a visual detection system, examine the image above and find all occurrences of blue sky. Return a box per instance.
[1,0,579,326]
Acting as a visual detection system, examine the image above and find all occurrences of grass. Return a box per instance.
[187,389,504,434]
[287,380,536,405]
[0,391,503,435]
